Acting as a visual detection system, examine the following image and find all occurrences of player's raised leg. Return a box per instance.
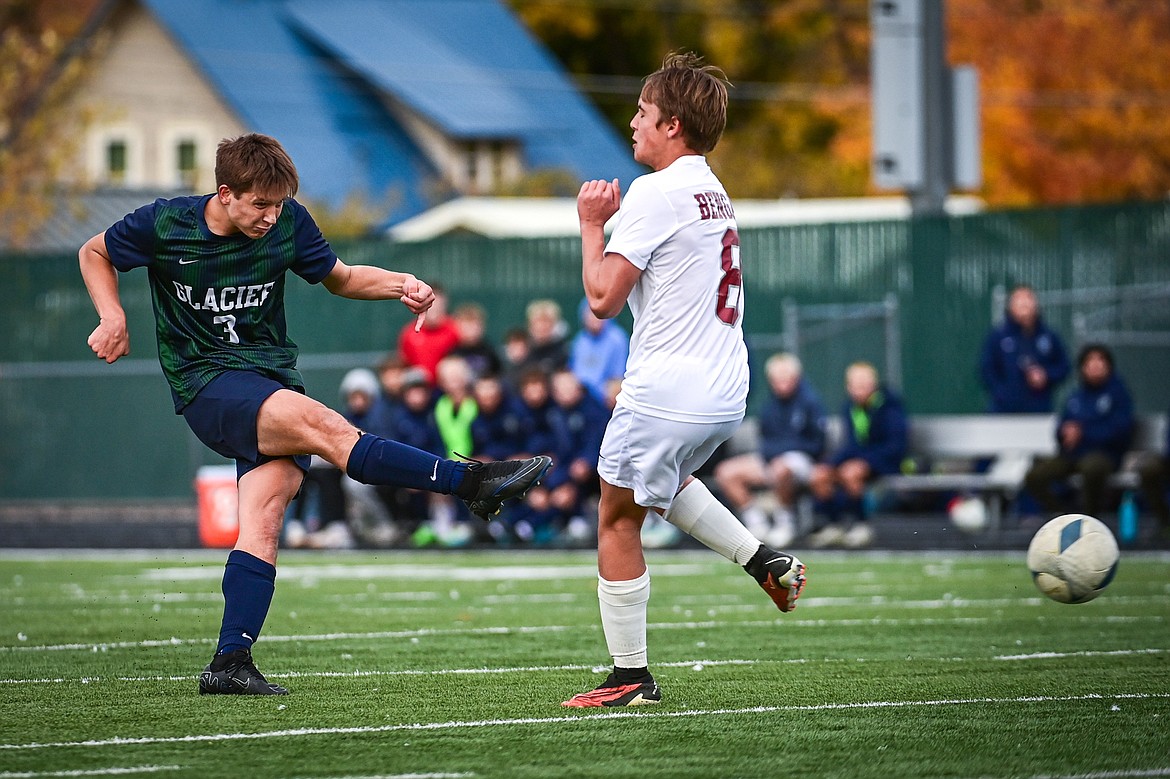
[666,477,807,612]
[256,389,552,519]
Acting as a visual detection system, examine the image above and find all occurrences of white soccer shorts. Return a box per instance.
[598,405,741,510]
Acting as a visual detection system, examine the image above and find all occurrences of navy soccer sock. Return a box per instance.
[346,433,465,494]
[217,550,276,655]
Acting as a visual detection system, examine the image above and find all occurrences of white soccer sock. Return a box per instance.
[598,570,650,669]
[664,478,762,566]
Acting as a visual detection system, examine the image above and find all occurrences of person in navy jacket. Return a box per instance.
[1024,343,1134,516]
[1135,405,1169,541]
[807,362,908,548]
[715,353,826,547]
[979,285,1071,413]
[470,374,533,463]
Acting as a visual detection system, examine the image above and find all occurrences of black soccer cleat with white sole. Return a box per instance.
[199,648,288,695]
[456,455,553,521]
[744,544,807,613]
[562,671,661,708]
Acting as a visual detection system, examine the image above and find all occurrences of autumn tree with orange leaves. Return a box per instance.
[509,0,1170,207]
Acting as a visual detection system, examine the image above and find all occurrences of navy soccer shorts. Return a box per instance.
[182,370,312,479]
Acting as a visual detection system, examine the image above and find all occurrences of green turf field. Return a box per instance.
[1,548,1167,779]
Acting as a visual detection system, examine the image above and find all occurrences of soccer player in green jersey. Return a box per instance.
[79,133,551,695]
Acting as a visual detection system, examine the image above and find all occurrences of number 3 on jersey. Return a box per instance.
[716,228,742,326]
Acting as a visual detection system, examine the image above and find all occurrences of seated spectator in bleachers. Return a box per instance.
[540,368,610,544]
[427,355,480,546]
[380,368,448,546]
[1024,344,1134,518]
[524,299,570,375]
[470,374,532,463]
[496,368,558,544]
[807,362,909,549]
[714,353,826,547]
[501,328,533,390]
[450,303,501,380]
[1135,406,1170,542]
[333,368,400,548]
[979,285,1071,413]
[398,284,460,385]
[570,299,629,402]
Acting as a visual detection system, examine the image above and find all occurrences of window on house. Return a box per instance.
[106,140,128,184]
[177,139,198,188]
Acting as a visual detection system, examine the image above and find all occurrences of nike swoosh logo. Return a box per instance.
[179,258,200,265]
[766,556,792,568]
[430,461,439,481]
[242,632,253,641]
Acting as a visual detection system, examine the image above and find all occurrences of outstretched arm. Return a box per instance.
[579,178,641,320]
[79,232,130,363]
[322,258,435,327]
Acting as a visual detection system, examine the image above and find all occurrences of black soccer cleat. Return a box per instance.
[199,648,288,695]
[562,672,662,708]
[456,455,553,521]
[744,544,807,613]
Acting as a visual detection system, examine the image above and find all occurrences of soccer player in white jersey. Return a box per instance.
[562,53,807,708]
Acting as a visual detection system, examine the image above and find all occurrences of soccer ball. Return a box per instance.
[1026,514,1119,604]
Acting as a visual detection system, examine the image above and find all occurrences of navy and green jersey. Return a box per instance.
[105,195,337,412]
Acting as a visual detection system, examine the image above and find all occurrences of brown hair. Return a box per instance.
[215,133,299,198]
[641,52,730,154]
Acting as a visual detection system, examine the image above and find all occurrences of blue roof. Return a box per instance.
[139,0,641,225]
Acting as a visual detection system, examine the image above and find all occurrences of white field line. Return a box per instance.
[2,693,1167,752]
[0,616,1001,653]
[0,767,181,777]
[995,648,1169,661]
[4,647,1167,687]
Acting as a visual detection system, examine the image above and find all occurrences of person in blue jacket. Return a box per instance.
[979,285,1071,413]
[470,374,533,463]
[570,299,630,403]
[1024,343,1134,517]
[1135,406,1169,542]
[714,353,826,547]
[807,362,908,548]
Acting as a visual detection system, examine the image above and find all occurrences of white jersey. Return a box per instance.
[605,155,749,423]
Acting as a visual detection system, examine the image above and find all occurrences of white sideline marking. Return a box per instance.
[0,659,761,686]
[0,617,999,653]
[2,693,1166,751]
[0,766,181,777]
[995,648,1168,661]
[4,611,1165,654]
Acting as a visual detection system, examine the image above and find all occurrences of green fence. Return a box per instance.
[2,200,1168,500]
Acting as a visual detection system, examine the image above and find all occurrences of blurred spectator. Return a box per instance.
[471,374,533,462]
[979,285,1071,413]
[525,299,570,374]
[541,368,610,544]
[1135,406,1170,542]
[380,368,447,545]
[1024,344,1134,517]
[398,284,460,384]
[516,368,558,459]
[450,303,502,380]
[570,299,629,402]
[501,327,533,389]
[426,355,479,546]
[334,368,400,548]
[433,355,478,460]
[807,362,908,549]
[714,353,826,547]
